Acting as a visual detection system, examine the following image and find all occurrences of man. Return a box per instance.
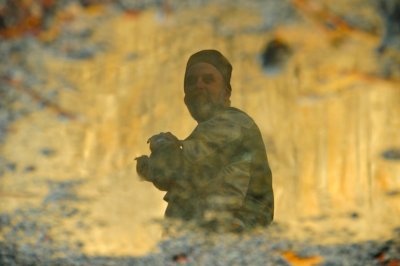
[136,50,273,231]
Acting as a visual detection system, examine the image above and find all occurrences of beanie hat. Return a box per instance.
[184,50,232,92]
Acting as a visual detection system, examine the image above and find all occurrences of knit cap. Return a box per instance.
[185,50,232,92]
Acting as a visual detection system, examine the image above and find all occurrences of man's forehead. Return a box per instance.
[186,62,221,76]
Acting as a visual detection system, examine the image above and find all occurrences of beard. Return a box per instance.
[184,91,223,122]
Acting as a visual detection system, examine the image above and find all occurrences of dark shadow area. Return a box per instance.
[260,38,292,75]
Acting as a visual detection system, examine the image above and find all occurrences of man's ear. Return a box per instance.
[224,86,231,105]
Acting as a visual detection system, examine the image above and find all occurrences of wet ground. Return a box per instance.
[1,1,400,265]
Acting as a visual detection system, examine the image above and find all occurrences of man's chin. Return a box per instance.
[187,105,215,122]
[189,110,211,122]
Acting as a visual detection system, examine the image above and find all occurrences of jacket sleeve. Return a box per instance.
[181,112,254,212]
[182,114,246,163]
[147,143,183,191]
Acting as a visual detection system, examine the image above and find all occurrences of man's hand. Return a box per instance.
[135,155,150,180]
[147,132,181,153]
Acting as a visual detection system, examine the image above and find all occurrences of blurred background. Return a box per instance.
[0,0,399,259]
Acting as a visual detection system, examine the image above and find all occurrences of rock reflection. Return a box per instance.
[0,0,399,264]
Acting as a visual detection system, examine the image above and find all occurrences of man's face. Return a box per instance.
[184,62,230,122]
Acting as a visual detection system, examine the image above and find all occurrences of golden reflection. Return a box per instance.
[1,0,400,258]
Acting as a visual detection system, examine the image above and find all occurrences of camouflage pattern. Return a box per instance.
[146,106,274,229]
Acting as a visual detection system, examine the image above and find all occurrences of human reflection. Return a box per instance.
[136,50,273,232]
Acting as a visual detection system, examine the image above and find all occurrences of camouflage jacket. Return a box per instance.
[147,107,274,228]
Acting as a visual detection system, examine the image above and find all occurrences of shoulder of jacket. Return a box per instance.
[218,107,255,129]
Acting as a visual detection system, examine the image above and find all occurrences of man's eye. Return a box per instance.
[203,74,214,84]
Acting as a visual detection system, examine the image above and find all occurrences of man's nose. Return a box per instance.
[195,77,206,89]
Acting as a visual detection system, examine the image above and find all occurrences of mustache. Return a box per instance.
[184,91,211,103]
